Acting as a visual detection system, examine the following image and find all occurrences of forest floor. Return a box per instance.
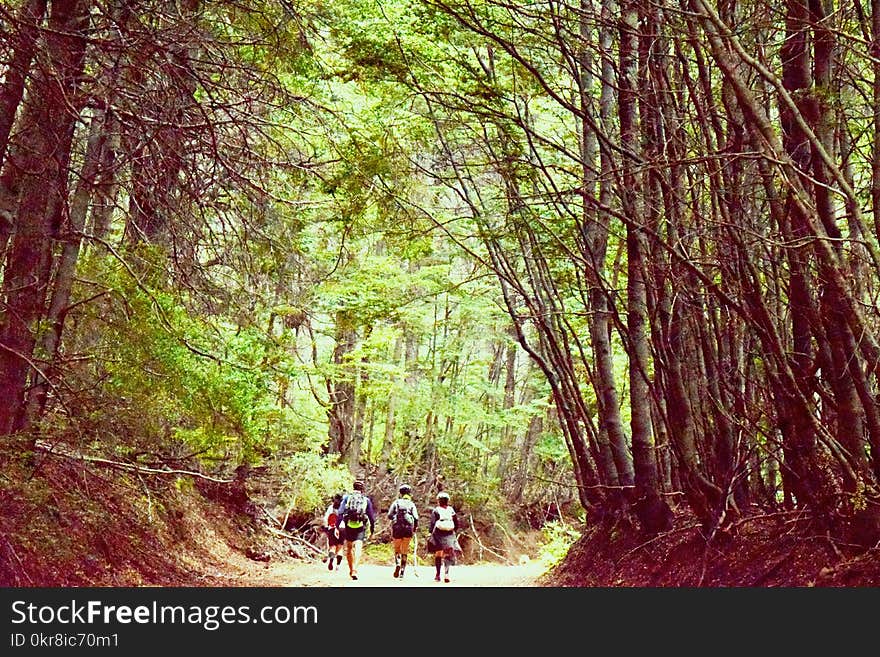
[543,506,880,587]
[3,453,880,587]
[0,453,550,587]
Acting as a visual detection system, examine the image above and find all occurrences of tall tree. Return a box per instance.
[0,0,89,436]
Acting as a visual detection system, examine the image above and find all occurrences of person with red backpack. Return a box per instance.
[322,493,344,571]
[387,483,419,579]
[428,491,459,583]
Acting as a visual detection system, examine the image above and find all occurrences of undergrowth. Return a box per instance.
[537,520,581,568]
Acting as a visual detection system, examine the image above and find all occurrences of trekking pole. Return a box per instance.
[412,531,419,577]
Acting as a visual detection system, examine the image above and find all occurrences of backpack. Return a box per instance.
[434,505,455,532]
[343,491,368,525]
[392,498,416,532]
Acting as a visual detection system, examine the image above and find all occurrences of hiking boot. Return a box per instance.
[434,574,441,582]
[336,555,343,566]
[328,558,334,571]
[351,573,358,580]
[393,565,400,578]
[399,568,405,579]
[444,577,450,583]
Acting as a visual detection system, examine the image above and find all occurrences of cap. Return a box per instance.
[437,491,450,500]
[399,484,412,495]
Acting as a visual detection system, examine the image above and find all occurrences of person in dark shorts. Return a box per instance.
[322,493,344,571]
[429,491,459,583]
[338,480,375,580]
[387,483,419,579]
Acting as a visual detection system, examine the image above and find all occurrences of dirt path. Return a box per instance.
[284,560,547,587]
[213,550,549,587]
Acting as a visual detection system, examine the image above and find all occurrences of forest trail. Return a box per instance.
[210,549,549,587]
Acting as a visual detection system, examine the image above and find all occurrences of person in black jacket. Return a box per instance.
[338,480,375,580]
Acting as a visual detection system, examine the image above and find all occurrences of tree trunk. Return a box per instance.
[496,329,519,488]
[0,0,47,176]
[873,0,880,242]
[619,0,671,533]
[22,108,111,427]
[380,334,404,471]
[578,0,634,509]
[0,0,88,436]
[327,311,357,460]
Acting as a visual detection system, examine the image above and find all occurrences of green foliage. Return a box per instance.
[70,253,323,470]
[534,429,568,462]
[277,452,352,514]
[537,521,581,568]
[36,0,582,534]
[363,540,394,564]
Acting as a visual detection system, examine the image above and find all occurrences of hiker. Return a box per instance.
[322,493,344,571]
[428,490,459,583]
[338,480,376,580]
[387,483,419,579]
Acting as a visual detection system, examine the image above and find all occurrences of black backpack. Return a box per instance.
[392,498,416,532]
